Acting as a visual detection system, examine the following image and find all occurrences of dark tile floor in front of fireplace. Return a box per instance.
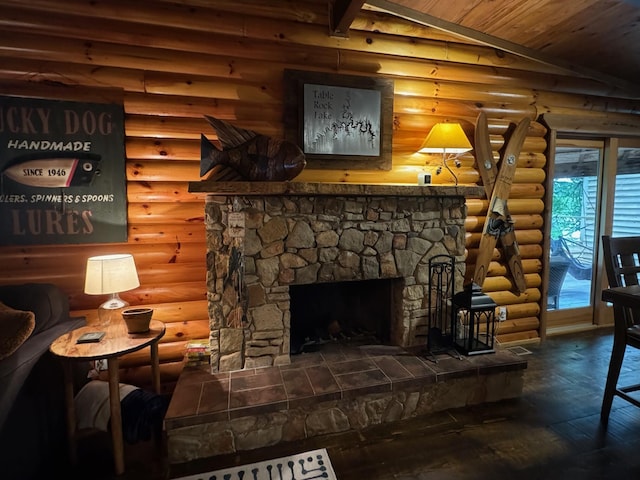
[164,339,526,430]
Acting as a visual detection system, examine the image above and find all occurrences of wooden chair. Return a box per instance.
[600,235,640,425]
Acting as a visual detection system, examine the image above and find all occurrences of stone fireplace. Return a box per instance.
[199,182,484,372]
[165,181,525,463]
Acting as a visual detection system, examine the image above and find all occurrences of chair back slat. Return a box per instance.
[602,235,640,326]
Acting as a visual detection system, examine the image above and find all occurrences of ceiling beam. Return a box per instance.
[366,0,639,96]
[330,0,366,37]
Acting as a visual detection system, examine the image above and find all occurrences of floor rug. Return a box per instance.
[173,448,337,480]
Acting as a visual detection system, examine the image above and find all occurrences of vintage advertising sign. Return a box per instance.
[0,96,127,245]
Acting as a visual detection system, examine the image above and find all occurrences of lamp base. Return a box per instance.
[435,152,461,185]
[97,293,129,326]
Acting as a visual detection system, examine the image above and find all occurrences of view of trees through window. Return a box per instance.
[549,146,598,311]
[551,178,584,241]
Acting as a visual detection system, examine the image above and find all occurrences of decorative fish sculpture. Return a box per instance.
[200,115,306,181]
[2,154,101,188]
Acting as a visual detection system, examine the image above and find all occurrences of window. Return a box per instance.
[542,114,640,334]
[549,144,600,311]
[611,145,640,235]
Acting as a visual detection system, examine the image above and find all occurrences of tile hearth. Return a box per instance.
[164,340,527,464]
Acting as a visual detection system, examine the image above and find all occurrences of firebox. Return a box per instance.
[289,278,400,354]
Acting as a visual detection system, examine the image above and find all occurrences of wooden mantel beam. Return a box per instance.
[329,0,366,37]
[188,181,485,198]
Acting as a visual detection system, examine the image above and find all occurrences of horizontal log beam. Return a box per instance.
[495,318,541,336]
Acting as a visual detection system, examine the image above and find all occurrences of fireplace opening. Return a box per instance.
[289,278,397,354]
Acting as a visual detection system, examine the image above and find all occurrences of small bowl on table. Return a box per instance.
[122,307,153,334]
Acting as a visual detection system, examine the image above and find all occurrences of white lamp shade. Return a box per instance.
[418,122,472,154]
[84,254,140,295]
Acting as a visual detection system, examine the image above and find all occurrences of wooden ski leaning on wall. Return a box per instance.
[473,112,530,294]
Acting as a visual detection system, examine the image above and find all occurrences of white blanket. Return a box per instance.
[74,380,138,431]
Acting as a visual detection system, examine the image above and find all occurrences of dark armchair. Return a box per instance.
[0,283,87,479]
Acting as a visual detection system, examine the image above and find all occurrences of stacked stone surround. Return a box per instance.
[201,183,484,373]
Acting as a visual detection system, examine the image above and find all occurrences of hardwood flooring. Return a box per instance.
[66,327,640,479]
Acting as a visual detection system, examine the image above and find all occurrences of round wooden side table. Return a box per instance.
[50,319,166,475]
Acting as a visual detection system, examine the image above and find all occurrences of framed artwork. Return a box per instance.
[284,69,394,170]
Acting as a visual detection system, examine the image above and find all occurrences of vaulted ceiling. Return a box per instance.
[348,0,640,92]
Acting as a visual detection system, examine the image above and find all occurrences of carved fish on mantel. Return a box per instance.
[200,115,306,181]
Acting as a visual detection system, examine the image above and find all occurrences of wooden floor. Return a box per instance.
[66,327,640,479]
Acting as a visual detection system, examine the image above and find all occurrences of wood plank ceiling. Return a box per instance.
[362,0,640,93]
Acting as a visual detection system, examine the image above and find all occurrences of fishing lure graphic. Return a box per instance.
[1,154,101,188]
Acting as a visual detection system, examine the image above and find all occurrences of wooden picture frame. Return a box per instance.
[284,69,394,170]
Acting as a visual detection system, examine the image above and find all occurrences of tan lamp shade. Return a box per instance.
[84,253,140,295]
[418,122,472,154]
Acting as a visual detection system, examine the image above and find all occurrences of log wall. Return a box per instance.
[1,0,639,390]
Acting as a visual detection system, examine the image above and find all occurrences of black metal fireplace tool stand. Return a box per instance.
[425,254,461,363]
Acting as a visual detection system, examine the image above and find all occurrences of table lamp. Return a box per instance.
[84,253,140,326]
[418,122,472,185]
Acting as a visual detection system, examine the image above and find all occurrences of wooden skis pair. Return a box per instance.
[472,112,530,294]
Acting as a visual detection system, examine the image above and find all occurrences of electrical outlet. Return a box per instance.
[95,359,107,371]
[417,172,431,185]
[498,307,507,321]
